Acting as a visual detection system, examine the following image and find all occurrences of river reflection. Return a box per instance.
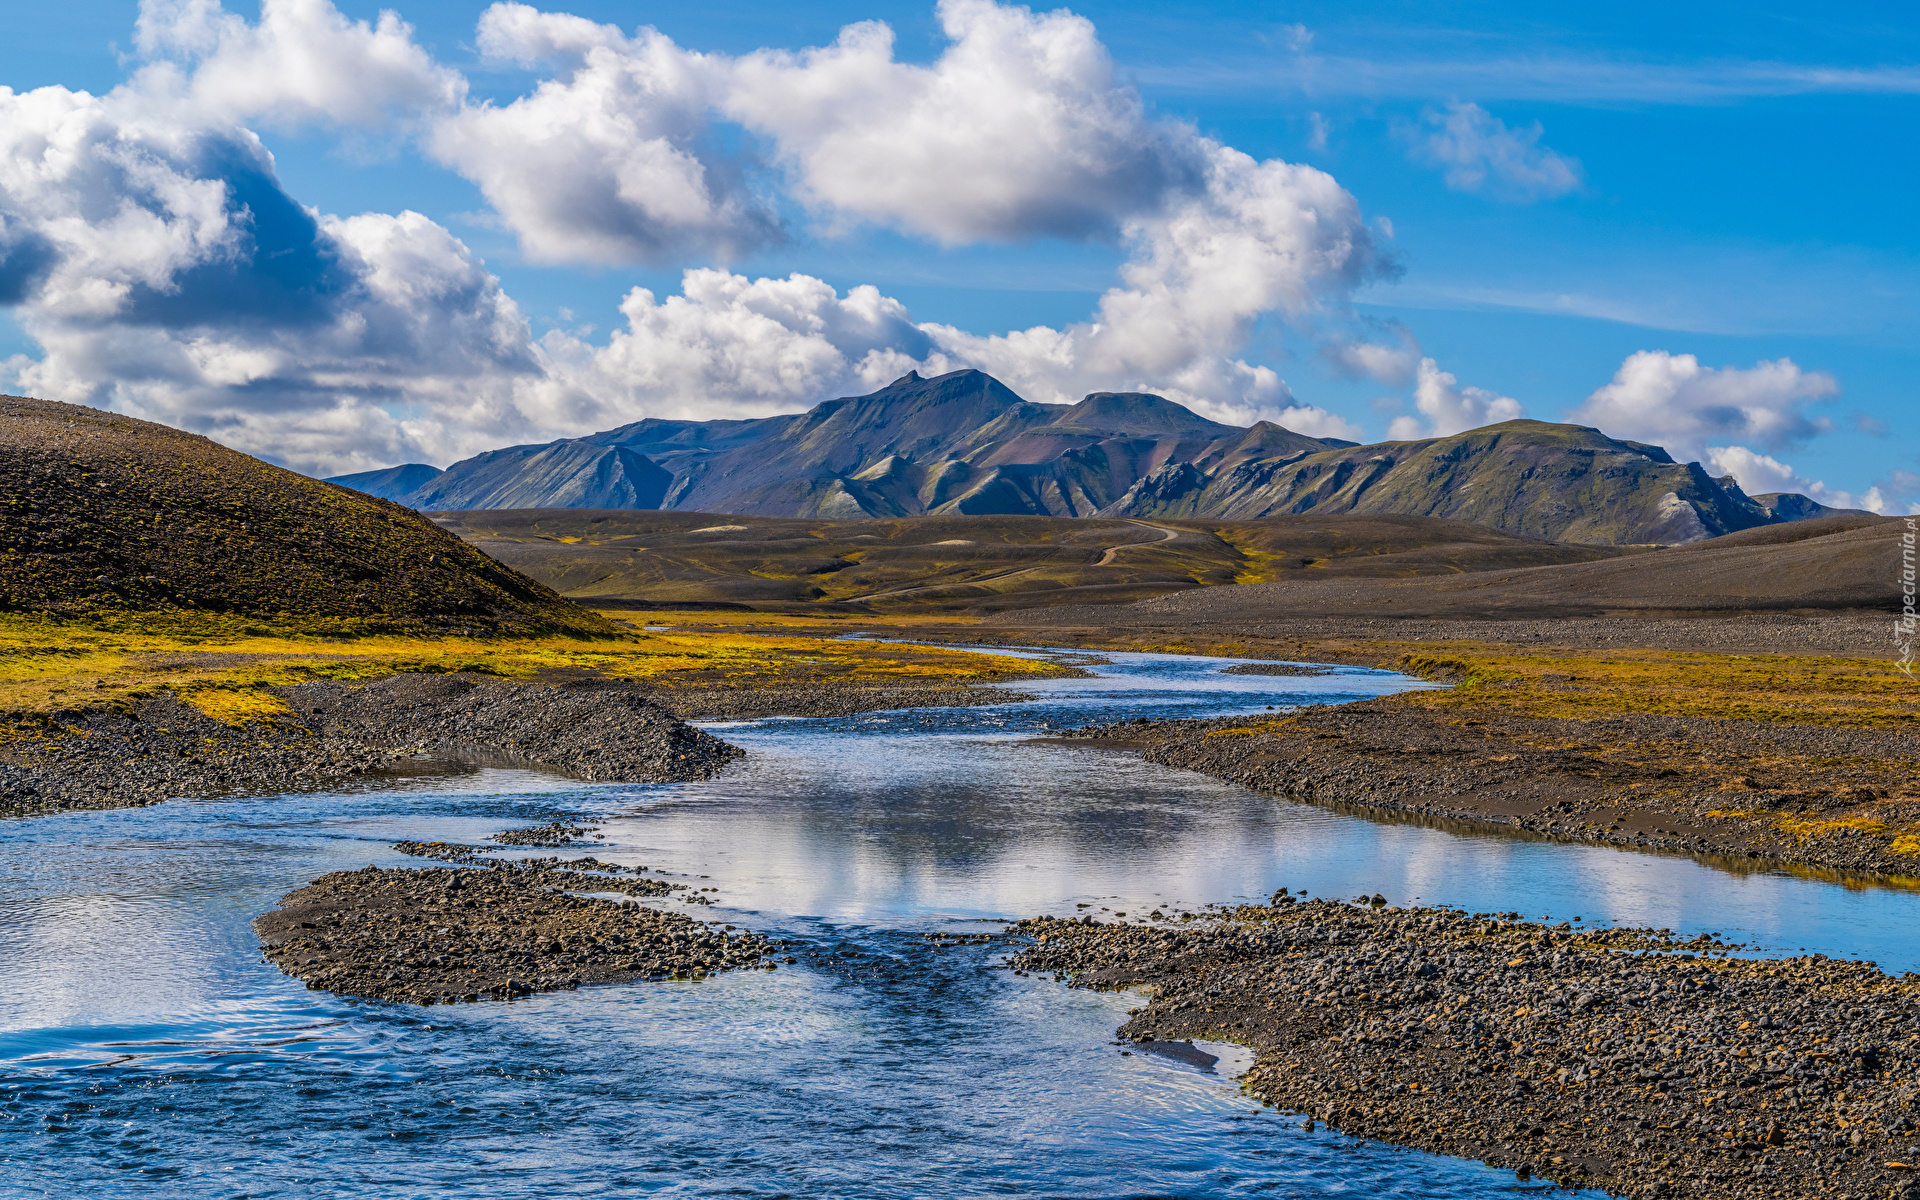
[0,649,1912,1197]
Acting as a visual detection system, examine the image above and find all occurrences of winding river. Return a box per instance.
[3,649,1916,1197]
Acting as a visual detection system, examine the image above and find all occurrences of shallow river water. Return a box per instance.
[4,649,1918,1198]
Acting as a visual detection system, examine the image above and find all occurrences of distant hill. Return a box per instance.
[432,509,1634,613]
[1748,492,1874,521]
[347,368,1845,547]
[326,462,442,502]
[402,442,670,511]
[1030,514,1898,623]
[0,396,615,635]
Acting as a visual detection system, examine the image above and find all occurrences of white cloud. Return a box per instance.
[0,0,1395,475]
[1570,350,1839,462]
[131,0,462,131]
[430,0,1214,262]
[1406,101,1581,202]
[428,5,776,265]
[1307,111,1329,151]
[1386,357,1523,439]
[1702,446,1884,513]
[723,0,1204,244]
[911,144,1381,425]
[1320,324,1419,386]
[528,263,1368,441]
[0,81,545,476]
[1274,404,1362,441]
[533,268,933,428]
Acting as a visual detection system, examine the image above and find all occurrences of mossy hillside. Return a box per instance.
[0,395,609,636]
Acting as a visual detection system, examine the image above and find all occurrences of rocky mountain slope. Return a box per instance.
[1108,419,1776,544]
[0,395,613,635]
[330,368,1846,546]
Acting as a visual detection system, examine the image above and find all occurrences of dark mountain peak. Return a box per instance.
[1050,392,1228,437]
[887,370,923,387]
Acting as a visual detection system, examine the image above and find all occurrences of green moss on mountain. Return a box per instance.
[0,395,617,637]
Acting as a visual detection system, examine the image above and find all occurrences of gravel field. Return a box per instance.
[1012,901,1920,1200]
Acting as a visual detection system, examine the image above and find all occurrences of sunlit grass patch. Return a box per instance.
[1384,646,1916,729]
[0,608,1063,723]
[180,686,296,726]
[1777,815,1889,839]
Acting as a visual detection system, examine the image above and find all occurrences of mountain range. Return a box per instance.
[328,369,1866,545]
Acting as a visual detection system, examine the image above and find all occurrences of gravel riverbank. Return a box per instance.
[1012,901,1920,1200]
[0,673,741,817]
[1065,704,1920,881]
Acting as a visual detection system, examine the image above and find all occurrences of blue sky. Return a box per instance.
[2,0,1914,509]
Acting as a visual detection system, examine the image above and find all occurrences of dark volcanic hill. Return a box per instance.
[0,395,614,634]
[331,368,1847,547]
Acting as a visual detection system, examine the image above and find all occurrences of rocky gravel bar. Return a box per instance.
[1011,901,1920,1200]
[256,862,782,1005]
[1,672,741,817]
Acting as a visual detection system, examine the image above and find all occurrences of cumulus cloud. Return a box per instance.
[428,6,777,265]
[1320,323,1420,386]
[525,263,1366,442]
[920,145,1384,423]
[0,82,543,475]
[1386,357,1523,439]
[1570,350,1839,463]
[723,0,1202,243]
[428,0,1389,431]
[1406,101,1582,202]
[1702,446,1887,513]
[533,269,934,427]
[0,0,1395,474]
[131,0,462,130]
